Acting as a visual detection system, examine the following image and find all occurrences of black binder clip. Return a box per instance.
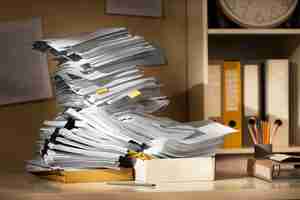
[68,53,82,62]
[119,155,134,168]
[41,139,50,157]
[49,48,68,57]
[32,41,50,52]
[128,140,143,152]
[64,118,76,130]
[40,128,60,157]
[53,56,70,65]
[128,140,148,152]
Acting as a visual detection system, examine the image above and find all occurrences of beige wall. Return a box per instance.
[0,0,188,171]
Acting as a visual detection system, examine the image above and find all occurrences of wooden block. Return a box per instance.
[135,157,215,183]
[247,158,273,182]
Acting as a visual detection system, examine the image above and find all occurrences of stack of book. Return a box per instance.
[26,28,235,183]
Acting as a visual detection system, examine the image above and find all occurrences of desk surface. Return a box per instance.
[1,172,300,200]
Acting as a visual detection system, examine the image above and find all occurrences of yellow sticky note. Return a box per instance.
[96,88,109,94]
[128,90,141,98]
[127,150,153,160]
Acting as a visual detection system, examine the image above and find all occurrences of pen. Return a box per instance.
[248,118,258,144]
[106,181,156,187]
[270,119,283,144]
[248,117,258,144]
[266,121,269,144]
[263,121,267,144]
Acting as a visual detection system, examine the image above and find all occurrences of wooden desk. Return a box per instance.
[1,171,300,200]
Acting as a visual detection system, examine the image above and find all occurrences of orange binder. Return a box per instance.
[222,61,242,148]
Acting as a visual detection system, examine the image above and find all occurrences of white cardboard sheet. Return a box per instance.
[0,18,52,105]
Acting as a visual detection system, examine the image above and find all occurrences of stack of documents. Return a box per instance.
[116,113,236,158]
[33,27,167,111]
[27,28,235,176]
[28,108,235,172]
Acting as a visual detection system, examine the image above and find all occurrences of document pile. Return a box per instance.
[26,28,235,174]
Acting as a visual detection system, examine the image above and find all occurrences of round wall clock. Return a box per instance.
[218,0,298,28]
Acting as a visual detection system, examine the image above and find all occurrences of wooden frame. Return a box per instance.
[105,0,163,17]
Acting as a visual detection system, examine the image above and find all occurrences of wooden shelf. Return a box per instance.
[216,148,253,155]
[216,146,300,155]
[208,28,300,35]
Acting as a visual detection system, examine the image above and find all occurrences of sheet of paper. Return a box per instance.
[197,122,238,138]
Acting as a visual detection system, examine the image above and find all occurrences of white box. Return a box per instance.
[134,157,215,183]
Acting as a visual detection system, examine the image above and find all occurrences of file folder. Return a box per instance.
[222,61,242,148]
[243,63,261,146]
[205,61,222,119]
[265,59,290,147]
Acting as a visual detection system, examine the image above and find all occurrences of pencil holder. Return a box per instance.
[254,144,272,159]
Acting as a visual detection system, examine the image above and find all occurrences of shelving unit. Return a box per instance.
[187,0,300,154]
[208,29,300,35]
[216,146,300,155]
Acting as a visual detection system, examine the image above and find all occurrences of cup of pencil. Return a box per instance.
[248,117,283,159]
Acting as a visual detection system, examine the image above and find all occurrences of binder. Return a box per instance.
[265,59,289,147]
[222,61,242,148]
[205,61,222,119]
[32,168,133,183]
[290,62,298,145]
[243,63,261,146]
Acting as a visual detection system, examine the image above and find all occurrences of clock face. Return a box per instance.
[219,0,298,28]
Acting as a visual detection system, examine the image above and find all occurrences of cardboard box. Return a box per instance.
[134,157,215,183]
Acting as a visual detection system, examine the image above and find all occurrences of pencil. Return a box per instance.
[254,120,261,143]
[266,121,269,144]
[256,119,261,144]
[269,121,272,144]
[262,121,266,144]
[260,121,263,144]
[268,121,271,144]
[263,121,267,144]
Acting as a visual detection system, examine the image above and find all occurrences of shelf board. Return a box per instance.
[208,28,300,35]
[216,146,300,155]
[216,148,253,155]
